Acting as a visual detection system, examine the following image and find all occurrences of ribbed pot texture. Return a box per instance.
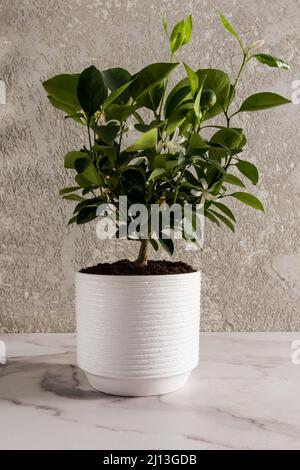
[76,270,201,396]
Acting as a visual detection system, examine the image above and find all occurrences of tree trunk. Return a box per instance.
[136,239,149,267]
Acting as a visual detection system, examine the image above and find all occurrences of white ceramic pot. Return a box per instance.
[75,270,201,396]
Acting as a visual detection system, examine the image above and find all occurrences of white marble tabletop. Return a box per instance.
[0,333,300,450]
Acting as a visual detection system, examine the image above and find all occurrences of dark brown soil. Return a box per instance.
[80,259,196,276]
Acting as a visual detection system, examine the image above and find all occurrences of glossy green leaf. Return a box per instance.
[68,215,78,225]
[43,74,80,109]
[102,67,131,90]
[184,63,198,96]
[47,96,82,122]
[148,168,166,181]
[105,103,139,122]
[76,206,98,224]
[102,81,133,109]
[137,83,164,112]
[126,128,158,152]
[253,54,290,70]
[162,12,169,37]
[170,15,192,55]
[211,127,245,149]
[64,151,89,169]
[75,163,100,186]
[75,174,94,189]
[209,209,235,232]
[223,173,246,188]
[153,154,178,170]
[77,66,107,116]
[238,92,291,113]
[74,158,92,173]
[150,238,159,251]
[158,238,174,256]
[81,164,101,186]
[93,123,120,144]
[220,14,243,49]
[231,192,264,211]
[196,69,231,120]
[209,127,246,159]
[211,201,236,222]
[130,63,178,102]
[164,78,191,118]
[63,194,85,201]
[59,186,81,195]
[189,133,210,150]
[73,197,103,214]
[166,109,186,135]
[205,210,220,226]
[236,160,259,185]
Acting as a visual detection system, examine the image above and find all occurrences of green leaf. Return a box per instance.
[135,119,163,133]
[162,12,169,37]
[153,154,178,170]
[236,160,259,185]
[80,164,101,186]
[64,151,89,169]
[166,109,186,135]
[211,128,245,150]
[196,69,231,121]
[126,128,158,152]
[223,173,246,188]
[73,197,103,214]
[68,215,78,225]
[74,158,91,173]
[164,78,191,118]
[220,13,243,49]
[231,192,264,211]
[76,206,98,224]
[150,238,159,251]
[253,54,290,70]
[170,15,192,56]
[105,103,139,122]
[102,67,131,91]
[189,133,210,150]
[205,210,220,227]
[102,80,133,109]
[93,123,120,144]
[77,66,107,116]
[47,96,82,122]
[135,83,164,112]
[102,68,132,105]
[63,194,85,201]
[43,73,80,109]
[184,63,198,96]
[148,168,166,181]
[75,174,95,189]
[238,92,291,112]
[158,238,174,256]
[209,209,235,232]
[74,161,100,186]
[211,201,236,222]
[59,186,81,195]
[209,127,246,159]
[130,63,178,102]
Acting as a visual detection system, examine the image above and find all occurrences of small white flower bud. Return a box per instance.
[249,40,265,50]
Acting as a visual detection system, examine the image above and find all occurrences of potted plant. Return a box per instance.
[43,12,290,396]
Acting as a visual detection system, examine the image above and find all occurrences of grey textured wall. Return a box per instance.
[0,0,299,332]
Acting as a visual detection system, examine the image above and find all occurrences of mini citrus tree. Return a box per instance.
[43,12,290,266]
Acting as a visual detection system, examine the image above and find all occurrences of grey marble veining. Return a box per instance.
[0,333,300,450]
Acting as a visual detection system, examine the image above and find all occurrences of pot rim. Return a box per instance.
[76,269,201,280]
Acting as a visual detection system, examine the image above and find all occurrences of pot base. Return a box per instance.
[85,371,191,396]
